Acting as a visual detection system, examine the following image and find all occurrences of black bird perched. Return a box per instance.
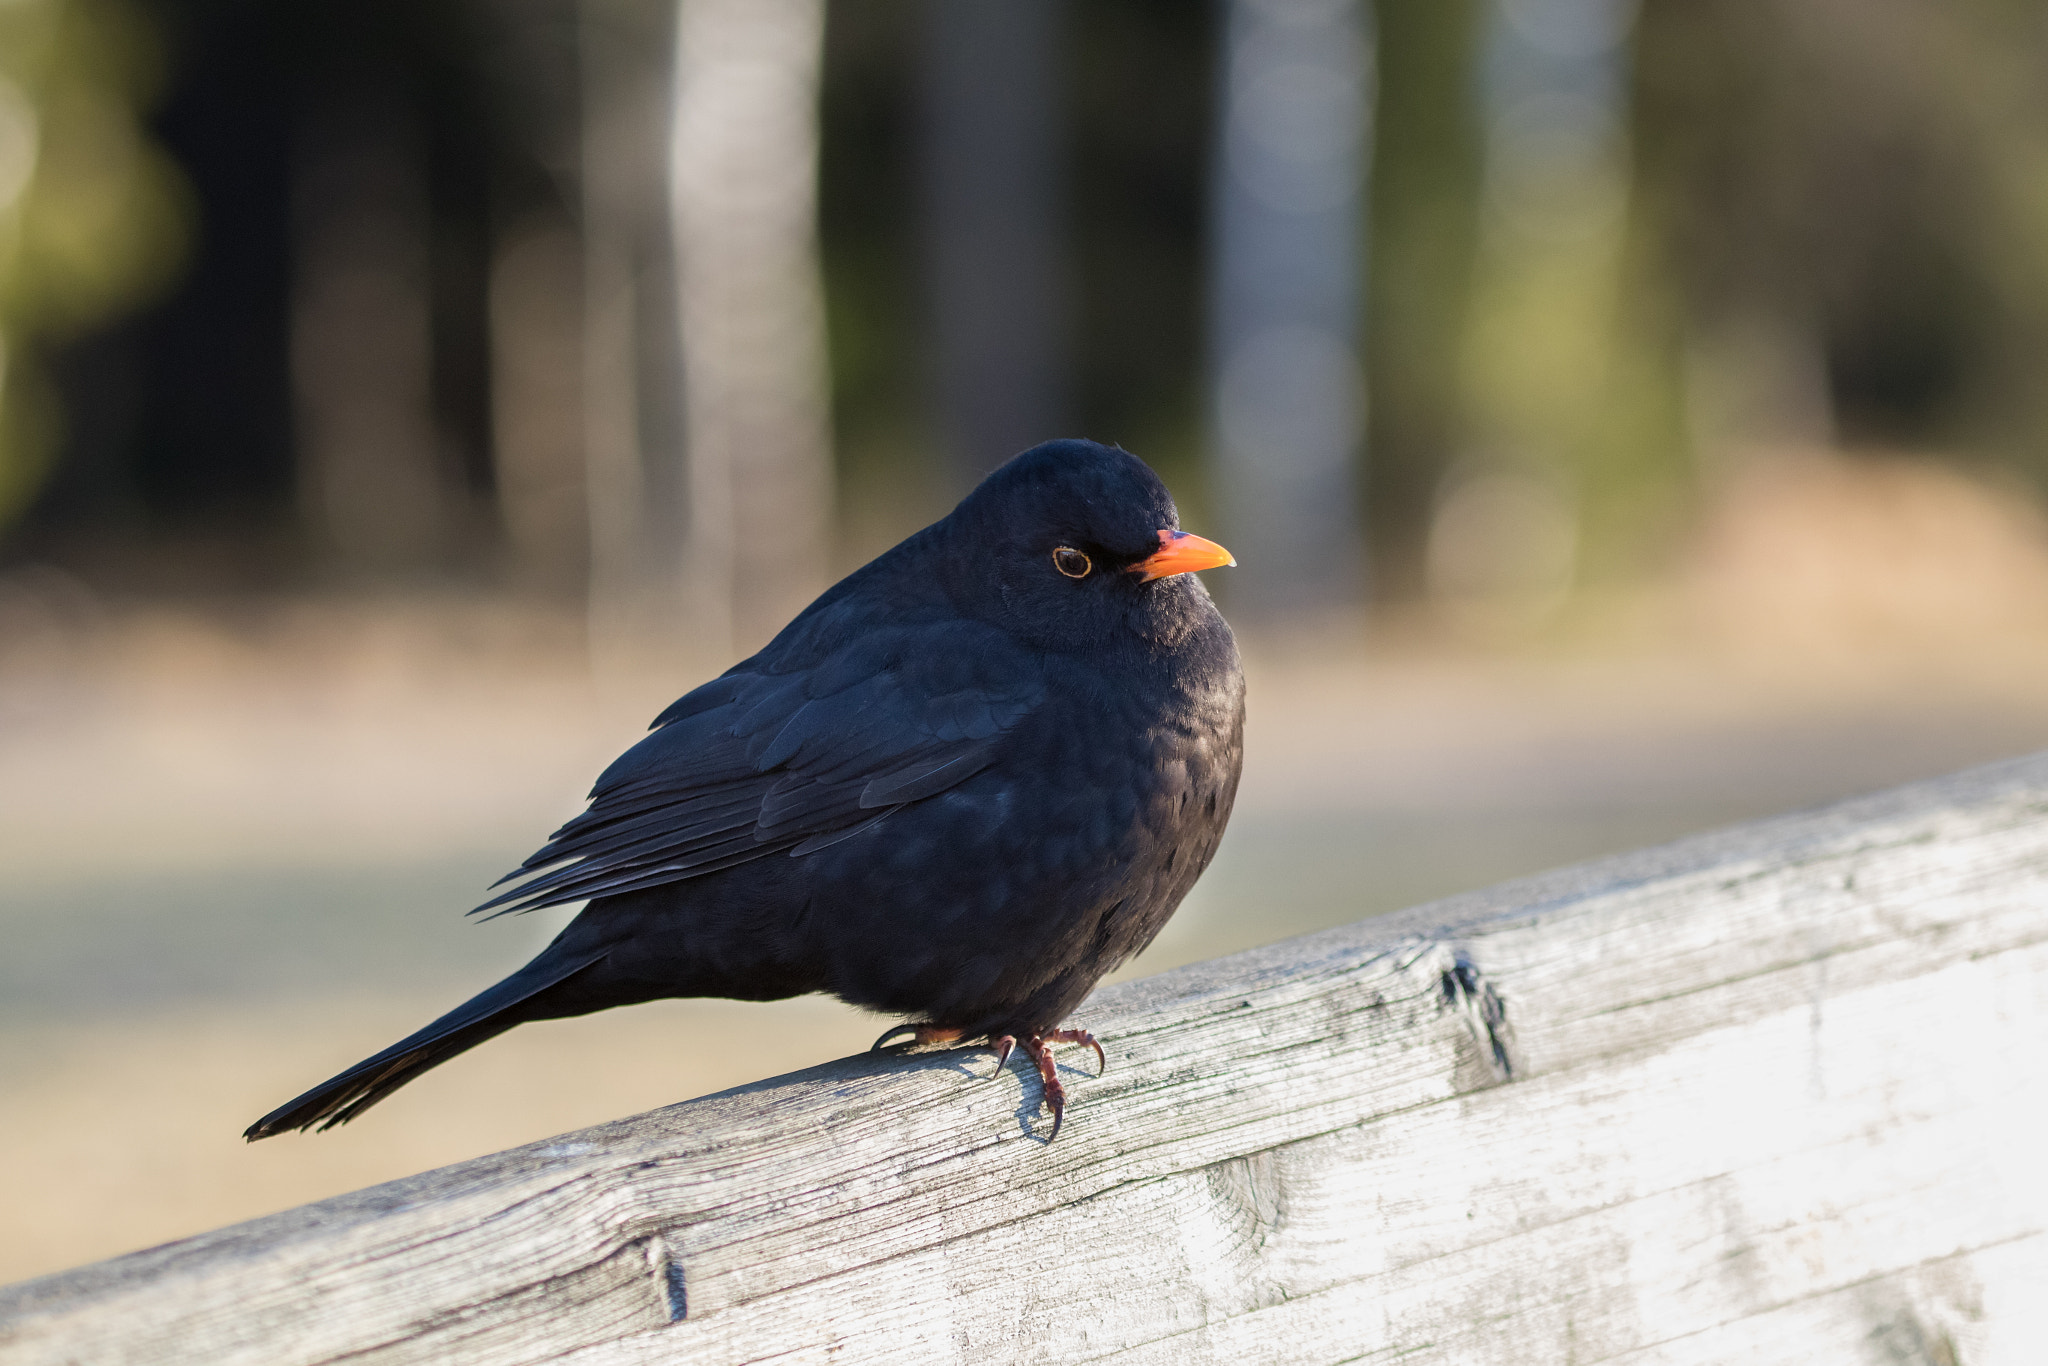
[246,439,1243,1143]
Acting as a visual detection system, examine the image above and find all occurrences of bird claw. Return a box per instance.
[871,1022,964,1052]
[871,1024,915,1052]
[1045,1027,1106,1077]
[1009,1028,1106,1143]
[1024,1035,1069,1143]
[880,1023,1105,1144]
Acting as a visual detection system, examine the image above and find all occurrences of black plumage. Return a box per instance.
[246,440,1244,1142]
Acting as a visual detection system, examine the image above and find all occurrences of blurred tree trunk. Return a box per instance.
[1206,0,1370,623]
[292,79,464,571]
[489,212,587,590]
[670,0,833,658]
[917,0,1072,488]
[584,0,837,672]
[581,0,685,671]
[1363,0,1486,605]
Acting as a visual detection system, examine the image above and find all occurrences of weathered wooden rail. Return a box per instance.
[6,753,2048,1365]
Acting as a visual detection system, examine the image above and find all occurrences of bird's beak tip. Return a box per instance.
[1132,529,1236,583]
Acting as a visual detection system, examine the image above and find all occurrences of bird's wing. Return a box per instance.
[474,618,1045,916]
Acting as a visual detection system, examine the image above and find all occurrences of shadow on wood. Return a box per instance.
[5,754,2048,1364]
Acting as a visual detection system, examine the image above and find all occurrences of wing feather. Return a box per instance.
[475,615,1044,916]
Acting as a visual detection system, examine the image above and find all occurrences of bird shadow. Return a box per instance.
[699,1045,974,1099]
[882,1044,1101,1144]
[1014,1052,1112,1143]
[687,1041,1098,1145]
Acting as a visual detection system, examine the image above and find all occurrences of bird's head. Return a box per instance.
[942,440,1236,651]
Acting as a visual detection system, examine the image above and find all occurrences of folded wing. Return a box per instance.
[474,621,1044,917]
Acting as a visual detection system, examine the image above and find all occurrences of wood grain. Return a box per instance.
[6,755,2048,1364]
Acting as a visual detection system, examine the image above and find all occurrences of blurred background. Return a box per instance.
[10,0,2048,1282]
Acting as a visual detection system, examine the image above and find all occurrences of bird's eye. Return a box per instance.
[1052,547,1092,579]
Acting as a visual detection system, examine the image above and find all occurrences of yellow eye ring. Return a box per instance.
[1052,547,1092,579]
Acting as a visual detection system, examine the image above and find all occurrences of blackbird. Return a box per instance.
[245,439,1243,1143]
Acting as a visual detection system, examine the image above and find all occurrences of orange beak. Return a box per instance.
[1131,529,1237,583]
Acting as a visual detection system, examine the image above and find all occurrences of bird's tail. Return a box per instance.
[243,945,609,1141]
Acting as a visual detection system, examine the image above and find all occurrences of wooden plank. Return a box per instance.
[5,754,2048,1365]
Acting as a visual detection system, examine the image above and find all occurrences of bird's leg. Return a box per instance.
[880,1025,1101,1141]
[1014,1030,1107,1141]
[871,1022,965,1052]
[1045,1027,1106,1077]
[1018,1033,1071,1142]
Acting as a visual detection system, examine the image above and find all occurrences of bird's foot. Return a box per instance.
[877,1022,1107,1143]
[871,1022,966,1052]
[1045,1027,1106,1077]
[1006,1028,1107,1143]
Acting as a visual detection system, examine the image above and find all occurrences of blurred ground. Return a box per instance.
[9,451,2048,1284]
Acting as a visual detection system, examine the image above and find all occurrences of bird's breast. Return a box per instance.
[804,636,1243,1029]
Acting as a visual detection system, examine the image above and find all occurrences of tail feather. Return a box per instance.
[244,948,608,1141]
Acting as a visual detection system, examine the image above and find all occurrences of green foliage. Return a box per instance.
[1366,0,1487,600]
[1632,0,2048,472]
[0,0,188,527]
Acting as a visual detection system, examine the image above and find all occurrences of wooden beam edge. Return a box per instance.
[4,750,2046,1364]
